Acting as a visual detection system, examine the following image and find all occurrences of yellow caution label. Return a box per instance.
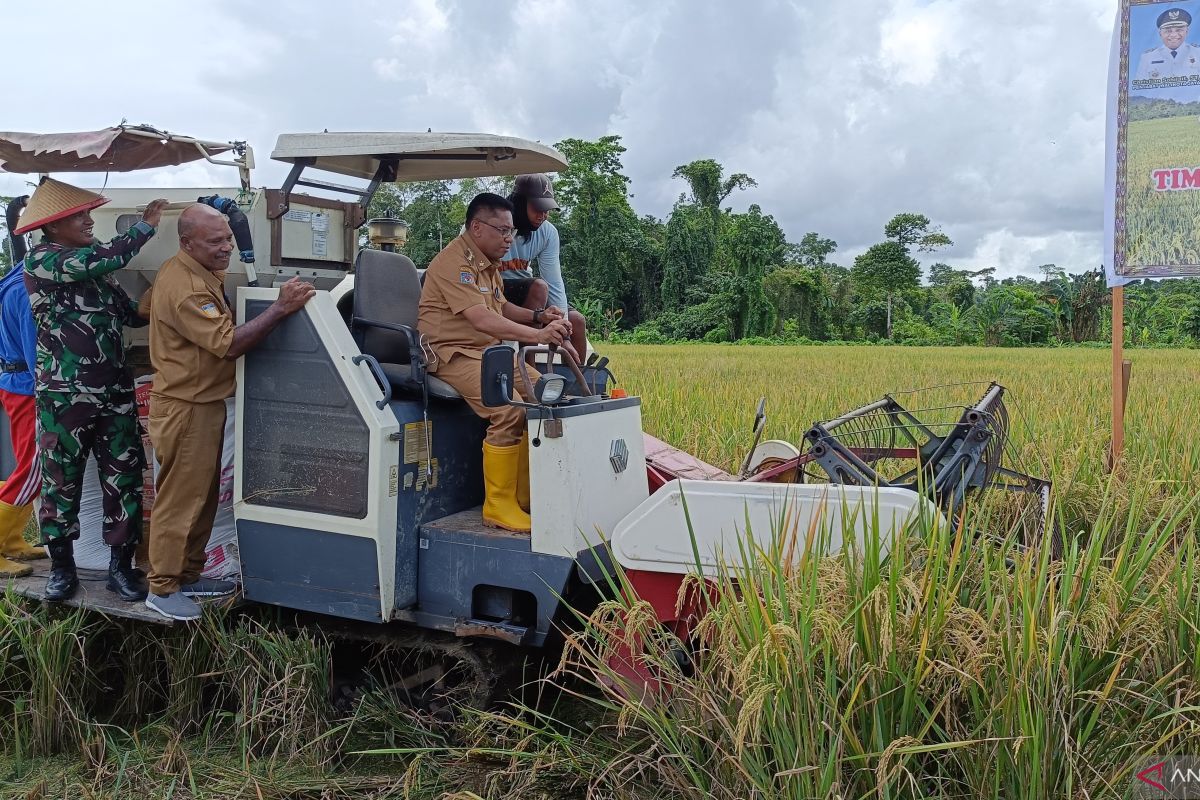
[402,421,432,465]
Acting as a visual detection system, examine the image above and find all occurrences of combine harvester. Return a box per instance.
[0,125,1050,707]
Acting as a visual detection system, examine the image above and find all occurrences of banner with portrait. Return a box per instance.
[1106,0,1200,286]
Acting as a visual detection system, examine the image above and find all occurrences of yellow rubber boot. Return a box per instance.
[0,501,44,561]
[516,433,530,513]
[482,441,532,533]
[0,554,32,578]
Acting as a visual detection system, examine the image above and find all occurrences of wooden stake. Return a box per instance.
[1110,285,1125,470]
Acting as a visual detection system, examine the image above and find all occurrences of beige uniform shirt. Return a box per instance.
[417,233,507,365]
[148,251,236,403]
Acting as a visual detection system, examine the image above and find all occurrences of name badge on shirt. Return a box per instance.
[478,284,491,293]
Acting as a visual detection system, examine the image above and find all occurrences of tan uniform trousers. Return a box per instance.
[146,395,227,595]
[432,352,538,447]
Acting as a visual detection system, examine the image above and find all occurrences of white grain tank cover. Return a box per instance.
[610,480,944,577]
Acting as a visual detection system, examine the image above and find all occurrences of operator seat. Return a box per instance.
[350,249,460,400]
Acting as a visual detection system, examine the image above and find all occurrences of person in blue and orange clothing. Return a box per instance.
[0,195,47,577]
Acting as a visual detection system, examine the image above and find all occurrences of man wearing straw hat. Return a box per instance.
[15,178,168,602]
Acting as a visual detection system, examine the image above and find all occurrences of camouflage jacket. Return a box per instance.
[24,221,155,396]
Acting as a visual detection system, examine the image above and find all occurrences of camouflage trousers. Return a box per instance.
[36,391,144,546]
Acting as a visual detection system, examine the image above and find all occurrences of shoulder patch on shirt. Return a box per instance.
[199,301,221,318]
[459,271,474,284]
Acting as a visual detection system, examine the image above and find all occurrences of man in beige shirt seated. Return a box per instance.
[418,193,570,534]
[145,203,313,621]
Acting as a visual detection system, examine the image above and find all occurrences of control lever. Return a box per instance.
[737,397,768,479]
[591,356,609,395]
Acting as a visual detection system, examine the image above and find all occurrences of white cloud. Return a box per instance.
[2,0,1117,278]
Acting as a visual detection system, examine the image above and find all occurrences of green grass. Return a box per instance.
[2,344,1199,799]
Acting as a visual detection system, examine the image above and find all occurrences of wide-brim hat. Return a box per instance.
[12,178,109,235]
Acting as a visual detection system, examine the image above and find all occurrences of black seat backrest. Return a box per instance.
[353,249,421,365]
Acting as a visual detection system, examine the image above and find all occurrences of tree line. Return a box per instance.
[6,135,1199,348]
[367,136,1200,348]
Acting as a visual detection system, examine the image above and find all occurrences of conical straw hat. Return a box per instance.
[13,178,109,235]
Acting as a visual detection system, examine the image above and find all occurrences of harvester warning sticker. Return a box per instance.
[402,421,431,464]
[312,230,328,257]
[415,459,439,491]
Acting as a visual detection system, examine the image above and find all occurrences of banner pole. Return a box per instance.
[1110,284,1125,470]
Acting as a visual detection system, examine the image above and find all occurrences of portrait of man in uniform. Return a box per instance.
[1135,6,1200,82]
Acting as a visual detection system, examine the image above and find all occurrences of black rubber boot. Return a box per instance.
[106,543,148,602]
[44,539,79,602]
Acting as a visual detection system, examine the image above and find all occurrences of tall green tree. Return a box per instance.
[660,203,716,310]
[763,266,830,339]
[723,204,783,338]
[671,159,757,217]
[928,262,956,287]
[555,136,631,217]
[1037,263,1065,284]
[660,158,757,312]
[853,213,953,338]
[790,232,838,267]
[1044,269,1105,342]
[553,136,655,319]
[851,241,919,339]
[884,212,953,252]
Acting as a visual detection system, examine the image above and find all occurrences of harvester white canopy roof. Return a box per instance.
[0,125,245,174]
[270,132,567,182]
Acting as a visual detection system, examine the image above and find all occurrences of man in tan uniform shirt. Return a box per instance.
[145,203,314,621]
[418,193,570,533]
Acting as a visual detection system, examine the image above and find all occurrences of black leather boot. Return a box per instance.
[44,539,78,602]
[106,543,147,602]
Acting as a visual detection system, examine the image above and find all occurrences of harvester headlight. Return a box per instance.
[534,374,566,405]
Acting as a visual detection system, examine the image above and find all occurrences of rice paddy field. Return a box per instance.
[3,343,1200,799]
[618,343,1200,525]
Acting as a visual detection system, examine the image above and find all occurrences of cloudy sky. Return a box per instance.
[1,0,1116,278]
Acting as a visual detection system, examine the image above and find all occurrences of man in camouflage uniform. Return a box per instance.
[14,178,168,601]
